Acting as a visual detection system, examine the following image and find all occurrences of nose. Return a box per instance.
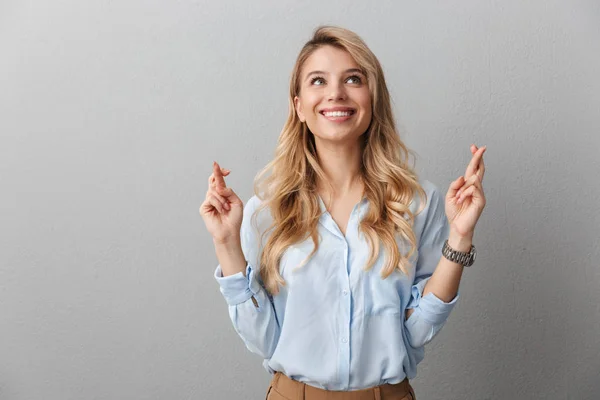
[328,80,347,101]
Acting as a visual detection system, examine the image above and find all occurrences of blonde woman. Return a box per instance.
[200,26,487,400]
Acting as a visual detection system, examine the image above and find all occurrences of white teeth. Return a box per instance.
[322,111,353,117]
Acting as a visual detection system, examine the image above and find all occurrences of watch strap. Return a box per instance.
[442,239,476,267]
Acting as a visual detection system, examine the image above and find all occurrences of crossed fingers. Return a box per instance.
[466,145,486,183]
[206,161,231,211]
[456,145,486,203]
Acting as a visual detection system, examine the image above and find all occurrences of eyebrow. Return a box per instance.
[304,68,365,81]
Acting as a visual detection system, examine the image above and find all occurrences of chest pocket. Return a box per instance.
[359,250,416,316]
[361,268,404,315]
[360,235,419,316]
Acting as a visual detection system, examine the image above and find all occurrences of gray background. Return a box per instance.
[1,0,599,399]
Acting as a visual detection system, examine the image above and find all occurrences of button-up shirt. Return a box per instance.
[214,179,459,390]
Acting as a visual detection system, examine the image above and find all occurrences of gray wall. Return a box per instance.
[1,0,599,399]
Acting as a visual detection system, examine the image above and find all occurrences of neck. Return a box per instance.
[314,136,363,198]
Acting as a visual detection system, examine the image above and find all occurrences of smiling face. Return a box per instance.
[294,45,372,145]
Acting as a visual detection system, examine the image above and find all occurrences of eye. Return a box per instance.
[310,76,325,86]
[346,75,362,84]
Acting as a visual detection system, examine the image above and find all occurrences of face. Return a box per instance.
[294,45,372,145]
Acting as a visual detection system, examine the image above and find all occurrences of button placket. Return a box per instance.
[338,241,352,388]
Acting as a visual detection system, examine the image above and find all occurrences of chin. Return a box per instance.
[315,130,362,143]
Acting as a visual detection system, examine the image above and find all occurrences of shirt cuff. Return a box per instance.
[214,262,262,306]
[408,277,459,325]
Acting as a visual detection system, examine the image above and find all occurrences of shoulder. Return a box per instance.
[410,178,445,214]
[410,178,448,239]
[243,195,262,216]
[241,195,273,236]
[418,178,438,193]
[239,195,274,267]
[243,195,269,218]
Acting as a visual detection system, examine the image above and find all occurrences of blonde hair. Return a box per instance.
[252,25,428,296]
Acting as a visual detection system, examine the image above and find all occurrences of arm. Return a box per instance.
[404,183,461,348]
[421,231,471,301]
[213,196,281,359]
[405,230,471,320]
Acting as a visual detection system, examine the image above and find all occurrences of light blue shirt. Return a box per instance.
[214,179,459,391]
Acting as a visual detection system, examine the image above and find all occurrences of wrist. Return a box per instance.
[213,237,247,277]
[213,234,241,249]
[448,229,473,252]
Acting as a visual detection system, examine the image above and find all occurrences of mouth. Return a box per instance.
[319,108,356,122]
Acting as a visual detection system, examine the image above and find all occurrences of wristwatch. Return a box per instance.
[442,239,476,267]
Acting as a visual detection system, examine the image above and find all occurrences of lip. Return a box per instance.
[319,107,356,123]
[319,106,356,113]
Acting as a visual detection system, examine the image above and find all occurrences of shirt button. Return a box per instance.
[342,338,348,343]
[342,290,348,296]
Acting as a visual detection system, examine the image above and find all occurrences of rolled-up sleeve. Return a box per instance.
[405,181,460,348]
[213,196,280,359]
[214,262,262,307]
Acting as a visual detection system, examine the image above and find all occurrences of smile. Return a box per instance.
[319,109,355,122]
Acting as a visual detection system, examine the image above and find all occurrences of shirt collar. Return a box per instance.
[317,195,369,239]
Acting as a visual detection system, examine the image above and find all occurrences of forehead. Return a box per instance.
[301,45,361,76]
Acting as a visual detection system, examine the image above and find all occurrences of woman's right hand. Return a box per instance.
[199,161,244,244]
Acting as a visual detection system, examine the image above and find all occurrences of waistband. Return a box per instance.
[268,371,414,400]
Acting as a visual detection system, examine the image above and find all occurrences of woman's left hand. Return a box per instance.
[445,144,487,238]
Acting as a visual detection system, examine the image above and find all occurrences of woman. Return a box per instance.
[200,26,486,400]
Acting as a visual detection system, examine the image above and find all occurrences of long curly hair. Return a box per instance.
[252,25,428,296]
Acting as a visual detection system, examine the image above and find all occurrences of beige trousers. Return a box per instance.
[266,371,416,400]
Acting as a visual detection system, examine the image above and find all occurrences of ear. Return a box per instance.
[294,96,305,122]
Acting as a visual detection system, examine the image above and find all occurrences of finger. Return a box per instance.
[465,145,486,180]
[465,145,485,175]
[457,185,476,204]
[215,185,243,205]
[447,176,465,199]
[457,178,483,203]
[215,185,235,199]
[213,161,227,188]
[206,194,225,214]
[469,144,486,181]
[455,174,480,198]
[458,174,483,198]
[458,185,485,204]
[199,197,218,215]
[476,156,485,182]
[206,189,230,210]
[208,172,229,189]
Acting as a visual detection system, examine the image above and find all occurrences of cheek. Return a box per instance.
[360,104,373,130]
[360,98,372,120]
[360,92,372,111]
[303,95,320,115]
